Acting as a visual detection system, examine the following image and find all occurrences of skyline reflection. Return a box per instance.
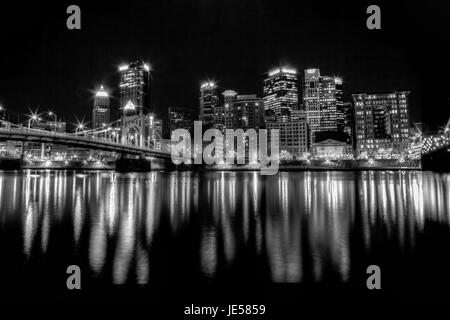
[0,170,447,286]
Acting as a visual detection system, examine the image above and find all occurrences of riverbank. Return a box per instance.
[0,158,421,171]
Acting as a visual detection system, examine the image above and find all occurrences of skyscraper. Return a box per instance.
[232,94,265,130]
[353,92,410,157]
[119,60,150,116]
[199,81,219,130]
[92,85,110,129]
[221,90,238,129]
[263,67,298,121]
[303,68,343,144]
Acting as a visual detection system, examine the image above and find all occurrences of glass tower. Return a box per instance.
[119,60,150,116]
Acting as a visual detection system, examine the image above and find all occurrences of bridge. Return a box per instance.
[0,113,173,171]
[421,117,450,155]
[0,124,171,159]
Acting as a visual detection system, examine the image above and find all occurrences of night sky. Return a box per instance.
[0,0,449,130]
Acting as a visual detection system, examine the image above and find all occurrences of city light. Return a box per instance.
[201,81,215,89]
[119,64,129,71]
[96,85,108,97]
[124,100,136,110]
[281,68,297,74]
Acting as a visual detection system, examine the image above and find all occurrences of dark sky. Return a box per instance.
[0,0,449,130]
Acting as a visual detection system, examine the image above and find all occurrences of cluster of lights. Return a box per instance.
[306,68,318,74]
[422,133,450,155]
[124,100,136,110]
[268,67,297,76]
[95,85,108,97]
[201,81,216,89]
[119,62,150,72]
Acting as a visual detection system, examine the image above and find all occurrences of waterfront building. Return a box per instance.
[352,91,410,157]
[311,139,353,159]
[266,110,308,159]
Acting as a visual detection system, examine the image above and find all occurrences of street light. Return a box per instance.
[28,112,39,129]
[76,123,85,134]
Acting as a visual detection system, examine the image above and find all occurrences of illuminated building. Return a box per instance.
[217,91,264,132]
[302,68,344,144]
[353,92,410,157]
[266,110,308,159]
[311,139,353,159]
[92,85,110,129]
[199,82,219,130]
[168,107,196,134]
[220,90,238,130]
[263,67,299,121]
[119,60,150,116]
[232,94,265,130]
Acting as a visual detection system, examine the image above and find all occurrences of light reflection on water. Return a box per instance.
[0,170,447,286]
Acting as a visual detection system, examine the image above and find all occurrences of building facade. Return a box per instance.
[303,68,344,144]
[199,82,219,131]
[337,102,355,147]
[119,60,150,116]
[266,110,308,160]
[92,85,110,129]
[311,139,353,159]
[233,94,265,130]
[263,67,298,121]
[353,92,410,157]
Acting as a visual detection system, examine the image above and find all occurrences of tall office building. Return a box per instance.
[214,91,264,131]
[92,85,110,129]
[263,67,298,121]
[303,68,343,144]
[353,92,410,157]
[199,81,219,130]
[221,90,238,129]
[233,94,265,130]
[119,60,150,116]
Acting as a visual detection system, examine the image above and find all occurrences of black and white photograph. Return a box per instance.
[0,0,449,316]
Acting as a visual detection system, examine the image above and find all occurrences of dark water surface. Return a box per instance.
[0,170,449,300]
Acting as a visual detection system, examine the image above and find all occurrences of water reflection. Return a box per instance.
[0,170,448,285]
